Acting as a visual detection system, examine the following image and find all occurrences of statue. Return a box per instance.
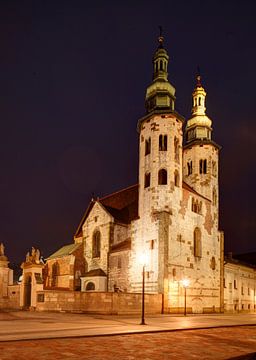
[35,249,40,263]
[0,243,4,256]
[25,252,30,263]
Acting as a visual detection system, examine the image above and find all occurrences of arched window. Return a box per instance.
[199,159,207,174]
[52,262,60,287]
[160,60,163,71]
[174,137,179,162]
[210,257,216,270]
[174,170,179,187]
[159,134,167,151]
[198,97,201,106]
[187,161,193,175]
[194,227,202,258]
[158,169,167,185]
[92,230,101,258]
[144,172,150,188]
[145,137,151,156]
[86,282,95,291]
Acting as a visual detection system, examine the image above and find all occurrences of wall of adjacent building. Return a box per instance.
[224,260,256,312]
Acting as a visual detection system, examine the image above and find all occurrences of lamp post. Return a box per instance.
[141,263,146,325]
[139,253,148,325]
[181,279,190,316]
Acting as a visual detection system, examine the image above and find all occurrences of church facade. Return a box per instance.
[70,34,224,314]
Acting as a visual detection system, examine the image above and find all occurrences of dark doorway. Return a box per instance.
[24,275,32,308]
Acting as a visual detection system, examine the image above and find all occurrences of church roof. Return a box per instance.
[75,184,139,237]
[182,181,211,202]
[47,243,81,260]
[83,268,107,277]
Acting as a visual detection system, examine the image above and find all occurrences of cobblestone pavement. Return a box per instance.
[0,326,255,360]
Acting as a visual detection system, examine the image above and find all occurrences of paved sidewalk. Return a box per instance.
[0,311,256,341]
[0,326,255,359]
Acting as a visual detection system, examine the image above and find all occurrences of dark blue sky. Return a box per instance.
[0,0,255,263]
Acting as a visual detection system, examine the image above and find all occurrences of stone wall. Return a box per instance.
[0,284,20,310]
[36,290,162,314]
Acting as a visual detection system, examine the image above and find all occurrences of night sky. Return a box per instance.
[1,0,255,264]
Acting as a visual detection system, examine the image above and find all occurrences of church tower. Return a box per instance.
[137,32,184,220]
[133,32,184,296]
[183,74,220,211]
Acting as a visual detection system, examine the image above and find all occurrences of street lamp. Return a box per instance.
[181,279,190,316]
[139,253,149,325]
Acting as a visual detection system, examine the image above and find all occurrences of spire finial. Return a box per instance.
[158,25,164,47]
[196,66,202,87]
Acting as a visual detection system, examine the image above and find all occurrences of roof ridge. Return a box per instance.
[99,183,138,201]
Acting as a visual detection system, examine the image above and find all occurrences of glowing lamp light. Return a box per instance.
[181,279,190,288]
[138,252,149,267]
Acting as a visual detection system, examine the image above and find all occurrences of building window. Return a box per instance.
[223,278,226,288]
[199,159,207,174]
[248,287,250,295]
[192,198,202,214]
[51,262,60,287]
[92,230,101,258]
[145,137,151,156]
[194,227,202,258]
[234,280,237,289]
[86,282,95,291]
[158,169,167,185]
[241,286,244,295]
[159,134,167,151]
[118,257,122,269]
[144,172,151,188]
[248,304,251,310]
[150,240,155,250]
[174,137,179,162]
[174,170,179,187]
[187,161,193,175]
[210,256,216,270]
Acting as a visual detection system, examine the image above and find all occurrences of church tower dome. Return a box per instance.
[185,74,212,144]
[145,29,176,114]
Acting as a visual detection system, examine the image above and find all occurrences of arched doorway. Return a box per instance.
[24,275,32,308]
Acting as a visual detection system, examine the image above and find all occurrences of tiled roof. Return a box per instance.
[47,243,81,260]
[182,181,210,201]
[75,184,139,237]
[83,268,107,277]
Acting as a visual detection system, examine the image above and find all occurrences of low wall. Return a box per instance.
[0,285,20,310]
[36,290,163,314]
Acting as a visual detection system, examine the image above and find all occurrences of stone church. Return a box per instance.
[1,34,255,314]
[51,33,224,314]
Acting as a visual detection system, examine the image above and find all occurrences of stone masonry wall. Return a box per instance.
[36,290,162,314]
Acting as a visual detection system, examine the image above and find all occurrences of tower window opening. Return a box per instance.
[187,161,193,175]
[158,169,167,185]
[199,159,207,174]
[159,134,167,151]
[145,137,151,156]
[160,60,163,71]
[144,172,151,188]
[174,170,179,187]
[92,230,101,258]
[194,227,202,258]
[174,137,179,162]
[198,97,201,106]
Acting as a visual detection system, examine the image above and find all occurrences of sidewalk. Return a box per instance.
[0,311,256,342]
